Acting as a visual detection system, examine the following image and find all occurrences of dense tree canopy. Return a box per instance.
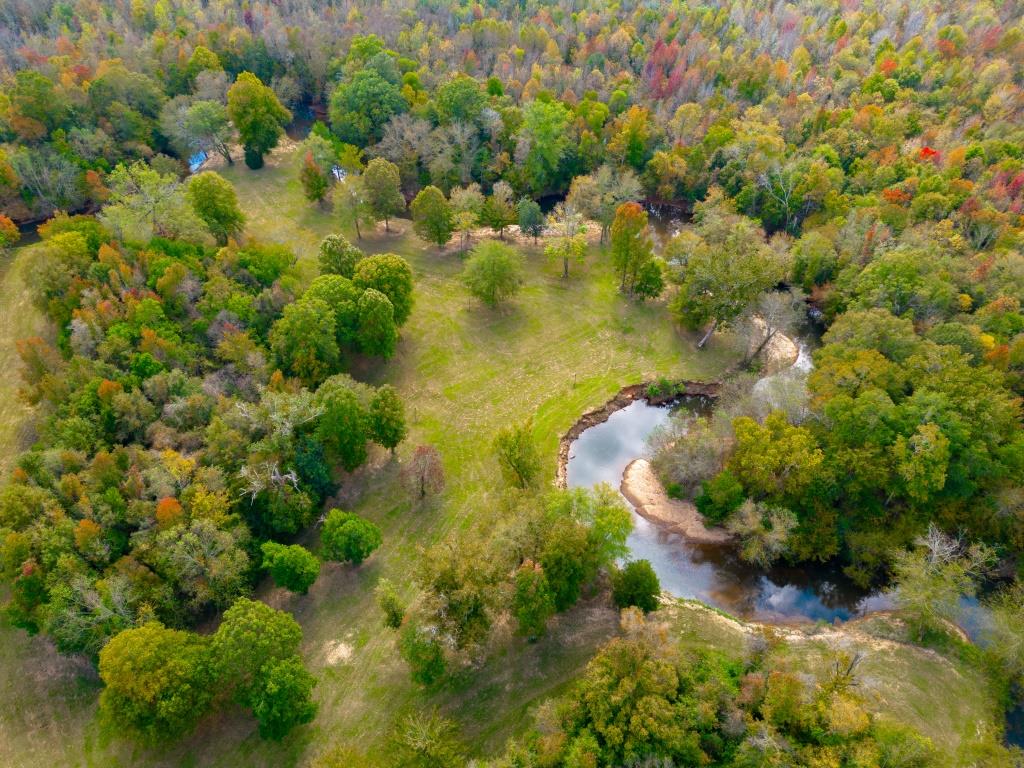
[3,0,1024,761]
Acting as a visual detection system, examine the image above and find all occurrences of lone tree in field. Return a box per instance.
[226,72,291,169]
[334,174,374,240]
[362,157,405,232]
[545,201,587,278]
[375,578,406,629]
[480,181,516,240]
[299,151,330,207]
[517,197,544,244]
[401,444,446,504]
[411,185,454,247]
[462,240,523,307]
[610,201,654,295]
[321,509,382,565]
[493,419,541,488]
[187,171,245,244]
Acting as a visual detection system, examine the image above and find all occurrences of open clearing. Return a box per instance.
[0,146,1009,767]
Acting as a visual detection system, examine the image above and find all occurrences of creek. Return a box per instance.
[565,393,892,623]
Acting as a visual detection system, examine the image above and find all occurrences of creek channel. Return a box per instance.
[564,339,893,624]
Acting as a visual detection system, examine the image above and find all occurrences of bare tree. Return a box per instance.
[892,524,994,640]
[739,288,806,366]
[401,445,446,506]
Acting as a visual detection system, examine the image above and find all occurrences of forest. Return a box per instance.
[0,0,1023,765]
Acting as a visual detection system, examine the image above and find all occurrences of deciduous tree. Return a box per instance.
[512,560,555,639]
[329,69,407,146]
[369,384,406,453]
[411,185,454,247]
[493,419,540,488]
[250,655,318,740]
[321,509,382,565]
[401,445,446,504]
[269,297,339,386]
[610,202,654,295]
[480,181,516,239]
[318,233,363,278]
[98,622,213,740]
[352,253,414,325]
[334,174,375,241]
[375,578,406,629]
[462,240,523,307]
[227,72,292,169]
[187,171,245,244]
[356,288,399,358]
[211,598,303,704]
[545,201,587,278]
[261,541,320,594]
[517,198,544,243]
[315,376,370,471]
[612,560,661,612]
[892,525,993,641]
[671,194,783,346]
[100,161,205,243]
[362,158,405,232]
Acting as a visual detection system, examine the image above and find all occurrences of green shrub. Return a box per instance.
[321,509,382,565]
[696,470,746,524]
[611,560,661,613]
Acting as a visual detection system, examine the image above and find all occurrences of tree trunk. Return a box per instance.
[563,256,569,279]
[698,318,718,349]
[744,327,777,366]
[354,219,362,240]
[384,216,390,233]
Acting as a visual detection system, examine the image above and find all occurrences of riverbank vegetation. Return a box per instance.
[1,0,1024,764]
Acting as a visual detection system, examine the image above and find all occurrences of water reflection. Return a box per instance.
[566,399,889,623]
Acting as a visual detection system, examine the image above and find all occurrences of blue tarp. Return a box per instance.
[188,151,208,173]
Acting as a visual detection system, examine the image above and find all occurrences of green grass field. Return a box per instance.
[0,146,1010,766]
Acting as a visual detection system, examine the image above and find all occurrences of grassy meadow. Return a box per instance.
[0,144,1010,766]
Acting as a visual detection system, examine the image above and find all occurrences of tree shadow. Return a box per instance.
[459,299,529,341]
